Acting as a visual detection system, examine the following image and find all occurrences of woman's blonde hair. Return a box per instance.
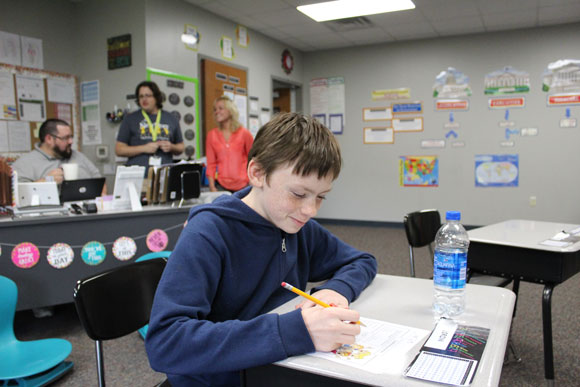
[214,96,241,130]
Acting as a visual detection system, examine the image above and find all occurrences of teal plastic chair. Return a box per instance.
[0,275,73,386]
[135,251,172,339]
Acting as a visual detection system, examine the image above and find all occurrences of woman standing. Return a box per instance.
[206,96,254,192]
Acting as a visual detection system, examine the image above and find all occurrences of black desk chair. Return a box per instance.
[73,259,170,387]
[403,209,520,362]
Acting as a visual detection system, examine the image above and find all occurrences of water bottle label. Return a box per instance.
[434,250,467,290]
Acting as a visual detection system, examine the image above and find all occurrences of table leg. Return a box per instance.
[542,284,555,384]
[512,278,520,318]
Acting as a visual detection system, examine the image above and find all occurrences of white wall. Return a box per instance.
[303,23,580,225]
[145,0,304,116]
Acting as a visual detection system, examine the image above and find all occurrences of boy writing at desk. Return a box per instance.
[146,113,377,386]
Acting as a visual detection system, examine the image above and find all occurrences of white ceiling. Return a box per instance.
[185,0,580,51]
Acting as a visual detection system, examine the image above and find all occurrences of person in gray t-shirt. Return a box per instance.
[115,81,184,171]
[11,118,105,193]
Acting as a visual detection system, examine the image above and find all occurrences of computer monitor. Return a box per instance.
[112,166,146,211]
[60,177,106,203]
[165,162,202,203]
[17,182,60,207]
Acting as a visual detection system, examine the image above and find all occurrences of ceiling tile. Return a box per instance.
[482,9,538,30]
[418,0,480,21]
[431,16,485,35]
[539,4,580,24]
[215,0,290,13]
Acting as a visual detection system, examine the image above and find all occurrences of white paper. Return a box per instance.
[237,25,248,47]
[82,121,102,145]
[20,36,43,69]
[363,107,392,121]
[249,116,260,137]
[0,71,17,119]
[0,30,21,66]
[234,94,248,129]
[329,114,343,134]
[47,78,75,104]
[249,97,259,112]
[364,128,393,144]
[309,318,429,374]
[81,80,99,103]
[393,117,423,132]
[7,120,31,152]
[406,351,477,386]
[221,36,233,59]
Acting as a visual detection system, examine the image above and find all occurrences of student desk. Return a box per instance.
[467,219,580,385]
[242,274,515,387]
[0,205,190,311]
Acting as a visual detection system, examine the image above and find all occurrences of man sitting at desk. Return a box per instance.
[146,113,377,386]
[11,119,103,190]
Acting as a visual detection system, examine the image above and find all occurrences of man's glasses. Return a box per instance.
[139,93,154,99]
[50,134,74,141]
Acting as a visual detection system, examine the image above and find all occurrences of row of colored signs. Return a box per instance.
[8,229,169,269]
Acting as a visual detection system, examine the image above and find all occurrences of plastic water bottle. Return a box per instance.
[433,211,469,318]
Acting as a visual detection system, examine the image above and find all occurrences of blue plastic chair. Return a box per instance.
[0,275,73,387]
[134,251,172,339]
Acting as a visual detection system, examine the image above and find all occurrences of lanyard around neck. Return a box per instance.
[141,110,162,141]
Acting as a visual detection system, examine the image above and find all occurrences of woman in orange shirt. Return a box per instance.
[206,96,254,192]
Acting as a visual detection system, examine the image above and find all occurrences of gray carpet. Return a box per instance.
[13,221,580,386]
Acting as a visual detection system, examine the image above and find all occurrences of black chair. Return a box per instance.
[73,259,168,387]
[403,209,520,362]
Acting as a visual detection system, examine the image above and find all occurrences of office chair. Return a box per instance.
[73,259,168,387]
[403,209,521,362]
[0,275,73,386]
[135,251,172,339]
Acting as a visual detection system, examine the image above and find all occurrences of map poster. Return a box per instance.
[474,154,519,187]
[399,156,439,187]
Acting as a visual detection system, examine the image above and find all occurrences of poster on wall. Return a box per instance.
[543,59,580,107]
[433,67,471,99]
[20,36,43,69]
[474,154,519,187]
[147,68,200,160]
[399,156,439,187]
[484,66,530,95]
[310,76,345,134]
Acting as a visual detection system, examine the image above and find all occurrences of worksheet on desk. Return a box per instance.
[308,317,429,374]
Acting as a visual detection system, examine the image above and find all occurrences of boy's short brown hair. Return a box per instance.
[248,112,341,182]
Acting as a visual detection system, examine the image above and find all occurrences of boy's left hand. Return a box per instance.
[296,289,349,309]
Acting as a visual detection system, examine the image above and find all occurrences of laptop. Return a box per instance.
[60,177,106,203]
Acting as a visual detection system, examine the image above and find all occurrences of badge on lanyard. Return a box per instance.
[149,156,162,166]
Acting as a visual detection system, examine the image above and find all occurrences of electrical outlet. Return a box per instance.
[529,196,537,207]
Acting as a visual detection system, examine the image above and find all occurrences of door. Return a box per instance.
[201,58,248,155]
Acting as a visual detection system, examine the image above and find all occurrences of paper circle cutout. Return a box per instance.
[47,243,74,269]
[146,229,169,252]
[11,242,40,269]
[81,241,106,265]
[112,236,137,261]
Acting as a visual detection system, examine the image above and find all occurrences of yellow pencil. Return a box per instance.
[281,282,365,326]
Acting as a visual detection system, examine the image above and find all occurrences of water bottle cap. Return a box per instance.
[446,211,461,221]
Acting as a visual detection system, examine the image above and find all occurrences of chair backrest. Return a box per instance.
[73,259,166,341]
[0,276,17,343]
[135,251,172,262]
[404,209,441,248]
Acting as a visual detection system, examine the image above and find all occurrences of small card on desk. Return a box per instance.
[404,318,490,386]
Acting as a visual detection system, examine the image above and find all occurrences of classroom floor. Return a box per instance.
[13,221,580,386]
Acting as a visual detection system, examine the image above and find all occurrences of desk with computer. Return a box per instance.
[11,161,204,217]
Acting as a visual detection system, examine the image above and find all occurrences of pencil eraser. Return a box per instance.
[281,282,286,287]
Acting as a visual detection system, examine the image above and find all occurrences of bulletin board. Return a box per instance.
[146,67,200,160]
[0,63,80,161]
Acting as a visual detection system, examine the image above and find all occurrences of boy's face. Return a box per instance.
[251,163,333,234]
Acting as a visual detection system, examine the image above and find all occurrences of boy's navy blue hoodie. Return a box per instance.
[145,187,377,386]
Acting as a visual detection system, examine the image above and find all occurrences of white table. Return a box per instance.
[242,274,515,387]
[468,219,580,385]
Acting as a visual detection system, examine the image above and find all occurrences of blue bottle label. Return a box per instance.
[434,250,467,289]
